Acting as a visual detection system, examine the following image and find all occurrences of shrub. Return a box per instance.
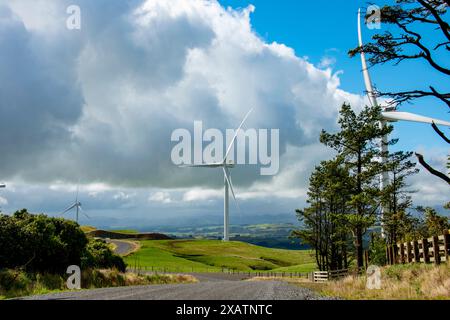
[0,210,87,274]
[81,239,126,272]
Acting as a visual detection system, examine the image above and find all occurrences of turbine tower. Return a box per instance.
[61,185,89,223]
[357,9,450,235]
[182,109,253,241]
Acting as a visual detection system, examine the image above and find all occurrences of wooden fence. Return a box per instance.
[386,230,450,265]
[128,265,311,279]
[313,269,349,282]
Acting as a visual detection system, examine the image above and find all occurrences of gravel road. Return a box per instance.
[20,280,324,300]
[106,239,135,256]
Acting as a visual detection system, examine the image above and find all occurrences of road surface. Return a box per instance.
[106,239,136,256]
[20,279,325,300]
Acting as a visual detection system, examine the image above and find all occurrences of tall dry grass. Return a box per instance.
[318,262,450,300]
[0,269,197,299]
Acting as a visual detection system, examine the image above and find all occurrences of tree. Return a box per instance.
[381,151,419,244]
[349,0,450,183]
[320,103,392,269]
[292,157,352,271]
[417,206,450,235]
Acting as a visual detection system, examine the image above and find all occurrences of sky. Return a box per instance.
[0,0,448,229]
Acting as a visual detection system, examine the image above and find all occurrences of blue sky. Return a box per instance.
[220,0,450,152]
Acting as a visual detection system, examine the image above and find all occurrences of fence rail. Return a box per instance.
[313,269,349,282]
[387,230,450,265]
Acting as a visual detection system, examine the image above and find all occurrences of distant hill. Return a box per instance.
[86,229,172,240]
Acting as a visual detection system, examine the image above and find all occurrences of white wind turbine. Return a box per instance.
[357,8,450,235]
[61,185,89,223]
[181,109,253,241]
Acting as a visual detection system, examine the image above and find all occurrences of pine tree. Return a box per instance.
[320,103,392,269]
[381,151,419,245]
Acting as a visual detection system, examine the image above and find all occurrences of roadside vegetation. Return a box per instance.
[124,239,315,272]
[0,210,132,298]
[292,104,449,272]
[298,263,450,300]
[0,268,197,299]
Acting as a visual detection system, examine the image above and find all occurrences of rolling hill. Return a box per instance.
[124,239,316,273]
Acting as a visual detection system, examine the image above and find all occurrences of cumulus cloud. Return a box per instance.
[0,0,363,188]
[149,191,172,204]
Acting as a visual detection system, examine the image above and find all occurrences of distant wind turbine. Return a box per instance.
[181,109,253,241]
[61,185,89,223]
[357,8,450,235]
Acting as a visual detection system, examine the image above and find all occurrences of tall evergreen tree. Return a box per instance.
[381,151,419,245]
[320,103,392,269]
[293,157,352,271]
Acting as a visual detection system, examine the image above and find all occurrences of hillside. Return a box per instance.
[124,240,316,272]
[86,229,172,240]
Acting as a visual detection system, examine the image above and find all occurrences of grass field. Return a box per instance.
[124,240,316,272]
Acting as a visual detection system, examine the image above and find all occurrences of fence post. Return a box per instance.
[442,230,449,263]
[432,236,440,265]
[412,240,419,263]
[406,242,411,263]
[421,238,429,264]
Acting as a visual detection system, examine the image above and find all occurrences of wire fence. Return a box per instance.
[127,264,312,279]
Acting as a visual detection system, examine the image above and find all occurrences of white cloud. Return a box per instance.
[183,189,222,202]
[0,0,364,190]
[149,191,172,204]
[0,196,8,206]
[318,56,337,69]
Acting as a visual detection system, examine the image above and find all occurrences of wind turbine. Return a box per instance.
[61,185,89,223]
[357,8,450,235]
[181,109,253,241]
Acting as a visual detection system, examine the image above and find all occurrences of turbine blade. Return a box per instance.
[61,203,77,214]
[76,184,79,202]
[382,111,450,126]
[79,205,90,219]
[224,109,253,162]
[179,163,223,168]
[358,8,379,108]
[223,167,240,211]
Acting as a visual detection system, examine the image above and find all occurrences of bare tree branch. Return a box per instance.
[415,153,450,184]
[432,122,450,143]
[418,0,450,42]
